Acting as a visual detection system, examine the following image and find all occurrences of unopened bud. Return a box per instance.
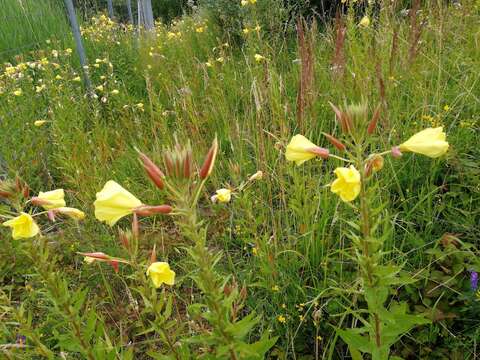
[0,190,12,198]
[391,146,403,158]
[119,230,130,249]
[329,102,352,133]
[322,132,346,151]
[199,137,218,179]
[132,213,139,240]
[110,260,119,273]
[248,171,263,181]
[367,105,381,134]
[47,210,56,222]
[149,244,157,264]
[22,185,30,199]
[365,155,384,177]
[134,204,173,216]
[137,151,165,190]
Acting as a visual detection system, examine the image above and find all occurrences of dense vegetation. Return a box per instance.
[1,0,479,359]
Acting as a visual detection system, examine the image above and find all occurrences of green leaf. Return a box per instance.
[337,329,372,354]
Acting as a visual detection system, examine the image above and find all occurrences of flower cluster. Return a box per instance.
[286,103,449,202]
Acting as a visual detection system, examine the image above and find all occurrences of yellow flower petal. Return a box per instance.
[215,188,232,203]
[399,127,449,158]
[2,212,40,239]
[285,135,318,166]
[94,181,142,226]
[146,262,175,288]
[37,189,66,210]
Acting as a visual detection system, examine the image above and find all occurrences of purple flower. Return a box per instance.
[470,271,478,291]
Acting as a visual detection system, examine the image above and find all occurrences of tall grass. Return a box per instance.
[0,0,69,62]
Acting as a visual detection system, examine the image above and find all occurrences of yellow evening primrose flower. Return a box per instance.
[2,213,40,240]
[331,165,361,202]
[359,15,370,27]
[94,180,142,226]
[398,127,449,158]
[254,54,265,63]
[13,89,23,96]
[215,189,232,203]
[277,315,286,323]
[285,135,329,166]
[146,262,175,288]
[37,189,66,210]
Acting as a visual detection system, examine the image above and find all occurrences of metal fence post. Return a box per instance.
[126,0,134,24]
[107,0,114,18]
[137,0,154,31]
[63,0,92,92]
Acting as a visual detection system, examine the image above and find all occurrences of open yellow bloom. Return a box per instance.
[399,127,449,158]
[331,165,361,202]
[286,135,329,166]
[359,16,370,27]
[146,262,175,288]
[2,212,40,239]
[214,188,232,203]
[37,189,66,210]
[94,181,142,226]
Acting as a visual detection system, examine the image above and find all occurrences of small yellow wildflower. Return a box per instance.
[254,54,266,63]
[252,247,258,256]
[277,315,286,323]
[13,89,23,96]
[146,262,175,288]
[241,0,248,5]
[443,105,451,112]
[331,165,361,202]
[359,16,370,27]
[195,27,205,33]
[111,89,119,95]
[96,85,104,92]
[55,75,62,80]
[73,76,81,82]
[213,189,231,203]
[243,28,250,35]
[272,285,280,292]
[216,57,224,63]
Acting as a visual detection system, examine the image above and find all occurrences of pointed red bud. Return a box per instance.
[134,204,173,216]
[199,137,218,179]
[132,212,139,240]
[137,151,165,190]
[79,252,110,261]
[0,190,12,198]
[367,105,381,134]
[329,102,351,133]
[22,185,30,199]
[110,260,119,273]
[149,244,157,264]
[322,132,346,151]
[119,229,129,249]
